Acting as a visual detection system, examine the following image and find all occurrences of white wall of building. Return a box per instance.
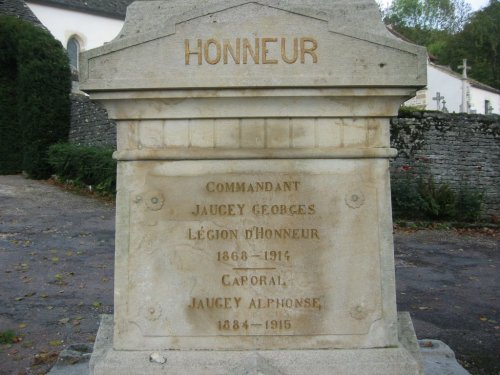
[469,86,500,115]
[26,2,124,51]
[426,64,463,113]
[405,62,500,114]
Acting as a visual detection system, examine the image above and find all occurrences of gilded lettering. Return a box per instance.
[248,297,322,310]
[244,227,320,240]
[184,38,318,65]
[205,181,301,193]
[243,38,260,64]
[223,38,240,64]
[222,274,285,287]
[204,38,222,65]
[192,204,245,216]
[281,37,298,64]
[251,204,316,216]
[262,38,278,64]
[185,39,203,65]
[300,37,318,63]
[188,297,242,309]
[188,227,238,240]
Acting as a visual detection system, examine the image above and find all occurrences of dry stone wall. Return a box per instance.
[67,106,499,217]
[69,93,116,148]
[390,111,500,218]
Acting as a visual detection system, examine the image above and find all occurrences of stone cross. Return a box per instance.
[441,100,449,113]
[432,92,444,111]
[458,59,471,79]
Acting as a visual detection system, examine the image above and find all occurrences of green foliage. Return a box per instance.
[391,170,429,218]
[0,17,22,174]
[47,143,117,195]
[455,185,484,221]
[398,105,424,116]
[418,177,457,219]
[383,0,472,33]
[0,16,71,178]
[437,1,500,90]
[382,1,500,90]
[0,330,16,344]
[391,164,484,222]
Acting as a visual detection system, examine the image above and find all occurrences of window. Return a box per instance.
[484,100,492,115]
[67,37,80,70]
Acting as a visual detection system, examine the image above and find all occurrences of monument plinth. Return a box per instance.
[80,1,427,373]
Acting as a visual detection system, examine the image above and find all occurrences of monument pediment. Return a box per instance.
[80,0,426,91]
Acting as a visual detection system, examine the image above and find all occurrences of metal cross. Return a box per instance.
[432,92,444,110]
[458,59,471,79]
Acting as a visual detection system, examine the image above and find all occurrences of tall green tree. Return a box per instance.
[383,0,472,33]
[0,17,22,174]
[0,16,71,178]
[438,1,500,89]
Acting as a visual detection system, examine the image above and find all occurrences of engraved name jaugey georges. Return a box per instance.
[184,37,318,65]
[186,179,323,335]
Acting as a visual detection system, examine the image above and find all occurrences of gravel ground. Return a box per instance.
[0,175,498,375]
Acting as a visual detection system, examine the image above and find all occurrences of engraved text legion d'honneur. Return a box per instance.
[186,179,322,334]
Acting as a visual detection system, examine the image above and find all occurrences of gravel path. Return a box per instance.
[0,175,498,375]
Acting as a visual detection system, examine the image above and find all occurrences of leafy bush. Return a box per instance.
[0,16,71,178]
[418,177,457,220]
[0,16,23,174]
[391,170,428,218]
[47,144,116,195]
[455,186,484,222]
[391,167,484,222]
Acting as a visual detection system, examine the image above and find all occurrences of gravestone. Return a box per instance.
[80,1,427,374]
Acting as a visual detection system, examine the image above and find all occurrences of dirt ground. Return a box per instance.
[0,175,498,375]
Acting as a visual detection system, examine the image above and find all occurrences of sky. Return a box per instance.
[377,0,491,11]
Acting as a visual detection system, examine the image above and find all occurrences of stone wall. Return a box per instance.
[390,111,500,218]
[68,104,499,217]
[69,93,116,148]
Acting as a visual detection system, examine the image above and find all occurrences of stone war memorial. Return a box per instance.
[80,0,427,373]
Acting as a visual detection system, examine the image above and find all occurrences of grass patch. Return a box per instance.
[0,330,17,344]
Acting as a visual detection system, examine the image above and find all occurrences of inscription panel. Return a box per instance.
[125,161,384,345]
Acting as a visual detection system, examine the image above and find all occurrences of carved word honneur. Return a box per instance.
[185,37,318,65]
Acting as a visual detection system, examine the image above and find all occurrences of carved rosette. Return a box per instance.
[345,190,365,209]
[145,191,165,211]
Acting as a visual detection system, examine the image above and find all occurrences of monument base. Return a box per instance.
[90,313,423,375]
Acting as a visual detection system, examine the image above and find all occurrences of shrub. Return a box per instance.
[0,17,22,174]
[455,186,484,222]
[0,16,71,178]
[391,171,428,219]
[417,177,457,220]
[391,167,484,222]
[47,144,116,195]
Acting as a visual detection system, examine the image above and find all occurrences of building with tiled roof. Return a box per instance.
[22,0,134,64]
[26,0,133,19]
[0,0,46,28]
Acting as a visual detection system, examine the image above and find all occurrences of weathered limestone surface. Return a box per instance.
[80,0,427,373]
[90,314,423,375]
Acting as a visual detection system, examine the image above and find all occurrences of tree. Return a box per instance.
[0,16,71,178]
[0,17,22,174]
[383,0,472,33]
[438,1,499,89]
